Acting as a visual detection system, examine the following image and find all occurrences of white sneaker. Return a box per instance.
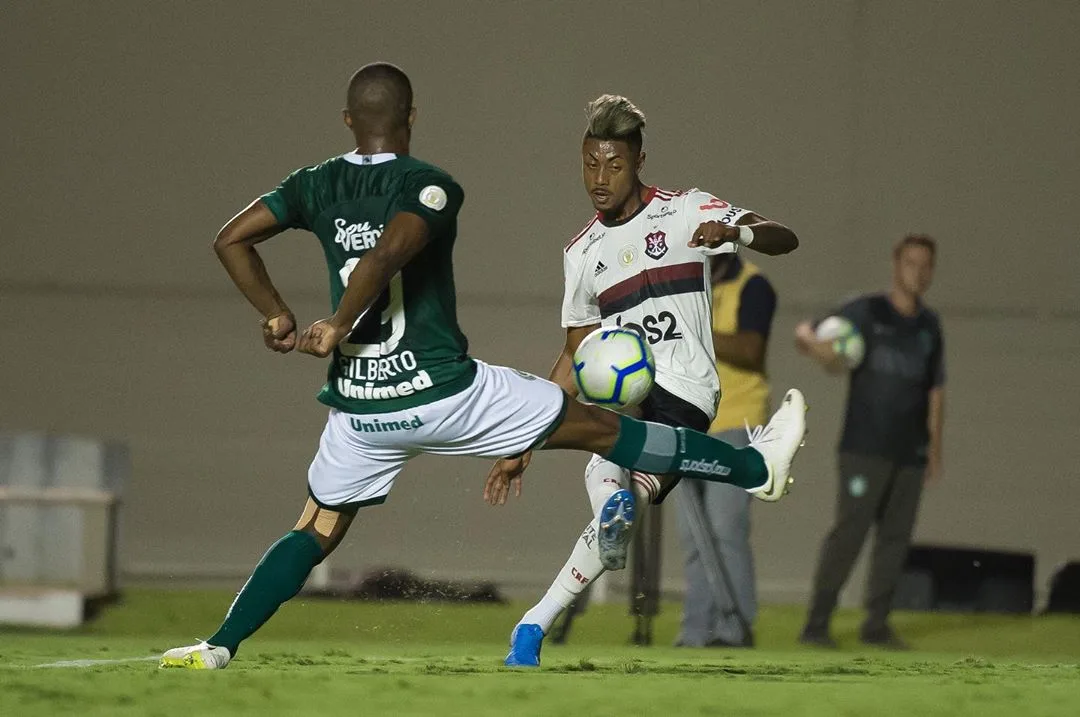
[159,641,232,670]
[746,389,808,502]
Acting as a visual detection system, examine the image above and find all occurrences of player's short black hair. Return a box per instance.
[894,233,937,262]
[346,62,413,129]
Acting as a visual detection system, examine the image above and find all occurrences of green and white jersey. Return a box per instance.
[261,151,474,414]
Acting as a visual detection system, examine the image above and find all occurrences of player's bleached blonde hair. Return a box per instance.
[584,94,646,152]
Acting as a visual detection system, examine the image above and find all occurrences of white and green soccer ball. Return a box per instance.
[816,315,865,369]
[572,327,656,408]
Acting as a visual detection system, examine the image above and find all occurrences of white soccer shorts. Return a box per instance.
[307,360,567,508]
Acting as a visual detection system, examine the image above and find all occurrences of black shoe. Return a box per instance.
[859,625,910,651]
[798,627,838,648]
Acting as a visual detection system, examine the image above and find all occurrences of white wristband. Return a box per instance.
[696,240,739,256]
[738,225,755,246]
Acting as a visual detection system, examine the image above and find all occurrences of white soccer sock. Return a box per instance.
[518,518,606,633]
[629,470,662,505]
[585,454,626,515]
[518,463,663,634]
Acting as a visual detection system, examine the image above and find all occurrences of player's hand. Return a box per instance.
[794,321,816,354]
[688,221,740,252]
[261,312,297,353]
[297,318,350,358]
[484,452,532,506]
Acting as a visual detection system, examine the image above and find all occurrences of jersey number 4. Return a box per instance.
[337,258,405,358]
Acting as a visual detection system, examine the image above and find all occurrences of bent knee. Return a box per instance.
[293,499,352,555]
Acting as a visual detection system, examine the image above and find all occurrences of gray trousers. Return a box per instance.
[805,453,925,633]
[675,428,756,646]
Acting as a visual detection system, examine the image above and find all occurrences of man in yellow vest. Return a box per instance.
[675,252,776,647]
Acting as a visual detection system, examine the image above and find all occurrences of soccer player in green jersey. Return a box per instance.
[161,63,807,670]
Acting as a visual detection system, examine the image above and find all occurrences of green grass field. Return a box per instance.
[1,589,1078,716]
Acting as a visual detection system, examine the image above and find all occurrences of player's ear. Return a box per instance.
[636,151,646,174]
[407,106,417,129]
[343,109,354,130]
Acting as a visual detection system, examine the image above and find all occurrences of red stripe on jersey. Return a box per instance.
[597,261,705,310]
[653,188,684,202]
[564,215,600,252]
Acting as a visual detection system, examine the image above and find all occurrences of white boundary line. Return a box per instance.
[34,656,160,668]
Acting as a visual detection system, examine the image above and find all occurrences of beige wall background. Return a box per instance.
[2,1,1078,606]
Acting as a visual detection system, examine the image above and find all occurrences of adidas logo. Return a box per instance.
[594,261,608,276]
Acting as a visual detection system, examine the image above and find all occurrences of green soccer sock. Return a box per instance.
[604,415,767,490]
[208,530,324,655]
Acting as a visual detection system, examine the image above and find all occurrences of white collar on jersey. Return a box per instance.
[343,151,398,166]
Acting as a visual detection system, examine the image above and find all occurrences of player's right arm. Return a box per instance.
[794,321,846,374]
[484,236,601,506]
[794,298,867,375]
[213,199,296,353]
[549,324,598,396]
[555,240,602,388]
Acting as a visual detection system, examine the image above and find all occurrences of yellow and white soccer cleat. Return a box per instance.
[746,388,808,502]
[159,641,232,670]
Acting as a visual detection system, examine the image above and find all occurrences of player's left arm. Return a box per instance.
[214,200,297,353]
[297,212,431,357]
[925,325,946,484]
[689,211,799,256]
[712,275,776,372]
[926,387,945,485]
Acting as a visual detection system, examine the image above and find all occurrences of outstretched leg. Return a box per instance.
[544,389,807,502]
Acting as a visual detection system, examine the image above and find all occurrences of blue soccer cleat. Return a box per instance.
[597,488,636,570]
[505,623,544,667]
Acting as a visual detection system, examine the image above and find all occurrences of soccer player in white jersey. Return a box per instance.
[487,95,801,667]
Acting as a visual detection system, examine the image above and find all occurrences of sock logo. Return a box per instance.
[581,524,597,549]
[679,459,732,477]
[570,567,590,585]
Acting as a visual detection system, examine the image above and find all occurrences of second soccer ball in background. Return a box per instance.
[815,316,865,370]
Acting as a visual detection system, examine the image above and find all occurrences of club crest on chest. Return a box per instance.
[644,231,668,260]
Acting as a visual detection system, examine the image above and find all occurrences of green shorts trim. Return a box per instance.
[307,486,388,516]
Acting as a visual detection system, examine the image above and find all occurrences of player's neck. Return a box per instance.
[602,182,650,223]
[352,131,409,156]
[888,286,920,317]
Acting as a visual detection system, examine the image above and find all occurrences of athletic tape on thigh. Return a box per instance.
[312,509,345,539]
[294,499,318,529]
[295,498,352,539]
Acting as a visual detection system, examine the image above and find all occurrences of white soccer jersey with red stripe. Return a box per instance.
[562,186,753,418]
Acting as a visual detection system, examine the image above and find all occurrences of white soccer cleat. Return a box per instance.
[159,641,232,670]
[746,388,808,502]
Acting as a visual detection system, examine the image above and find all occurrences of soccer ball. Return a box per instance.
[815,315,865,369]
[572,328,656,408]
